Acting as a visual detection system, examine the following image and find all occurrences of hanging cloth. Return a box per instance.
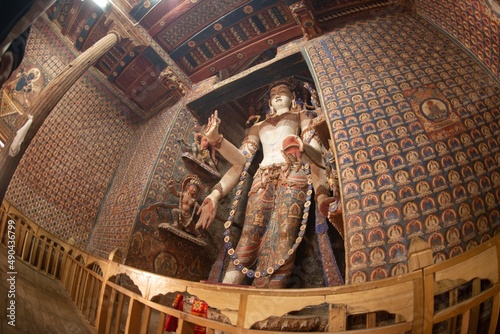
[164,293,184,332]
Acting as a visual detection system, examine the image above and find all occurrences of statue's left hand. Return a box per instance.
[281,135,304,172]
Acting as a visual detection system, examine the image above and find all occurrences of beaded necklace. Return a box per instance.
[222,148,314,278]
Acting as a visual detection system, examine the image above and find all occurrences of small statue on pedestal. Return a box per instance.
[177,132,218,171]
[158,174,204,237]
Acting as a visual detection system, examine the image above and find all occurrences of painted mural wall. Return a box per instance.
[121,106,218,281]
[85,102,186,259]
[1,17,136,248]
[415,0,500,81]
[305,10,500,283]
[87,99,219,281]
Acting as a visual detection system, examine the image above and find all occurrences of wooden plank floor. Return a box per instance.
[0,247,96,334]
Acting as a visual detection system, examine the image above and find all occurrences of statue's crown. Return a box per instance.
[183,174,202,190]
[269,77,298,92]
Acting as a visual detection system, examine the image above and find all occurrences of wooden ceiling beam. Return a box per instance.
[188,24,302,83]
[187,52,308,122]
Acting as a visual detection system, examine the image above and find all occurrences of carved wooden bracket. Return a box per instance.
[289,1,322,40]
[159,67,188,96]
[105,11,148,47]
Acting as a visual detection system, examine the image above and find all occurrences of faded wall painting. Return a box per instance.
[3,18,136,248]
[122,107,218,281]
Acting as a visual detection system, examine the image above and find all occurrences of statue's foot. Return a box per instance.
[159,222,179,229]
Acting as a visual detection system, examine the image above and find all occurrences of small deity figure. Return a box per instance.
[159,174,203,237]
[422,99,448,121]
[6,66,42,108]
[245,102,262,127]
[177,132,218,170]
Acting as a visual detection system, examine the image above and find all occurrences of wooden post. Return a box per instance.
[236,294,248,330]
[408,237,433,272]
[155,312,166,334]
[139,305,151,333]
[412,276,425,334]
[177,318,195,334]
[125,298,144,333]
[448,289,458,333]
[0,31,119,202]
[15,220,27,256]
[366,312,377,328]
[328,304,347,332]
[423,273,435,334]
[468,278,481,333]
[101,288,117,334]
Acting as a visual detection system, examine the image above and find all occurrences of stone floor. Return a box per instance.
[0,246,96,334]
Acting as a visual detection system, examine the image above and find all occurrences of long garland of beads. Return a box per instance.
[223,149,314,279]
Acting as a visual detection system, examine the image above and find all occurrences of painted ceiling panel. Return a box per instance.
[311,0,371,13]
[151,0,249,51]
[187,24,301,82]
[114,53,157,91]
[67,1,101,40]
[129,0,162,22]
[136,0,190,32]
[129,78,172,109]
[168,1,295,76]
[48,0,399,118]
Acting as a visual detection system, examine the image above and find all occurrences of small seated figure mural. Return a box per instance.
[158,174,204,238]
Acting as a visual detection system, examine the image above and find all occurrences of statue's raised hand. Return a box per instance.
[204,110,221,142]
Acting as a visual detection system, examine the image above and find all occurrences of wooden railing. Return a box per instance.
[1,199,499,333]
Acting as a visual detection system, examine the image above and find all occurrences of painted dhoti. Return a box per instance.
[226,163,310,288]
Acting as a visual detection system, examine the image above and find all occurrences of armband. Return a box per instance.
[211,134,224,150]
[212,182,224,198]
[314,185,330,202]
[241,138,259,155]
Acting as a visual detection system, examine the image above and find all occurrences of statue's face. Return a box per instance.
[269,84,293,110]
[187,185,199,196]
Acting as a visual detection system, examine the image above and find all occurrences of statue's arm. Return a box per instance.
[298,111,334,214]
[299,111,325,167]
[167,178,180,198]
[196,124,259,230]
[216,132,259,197]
